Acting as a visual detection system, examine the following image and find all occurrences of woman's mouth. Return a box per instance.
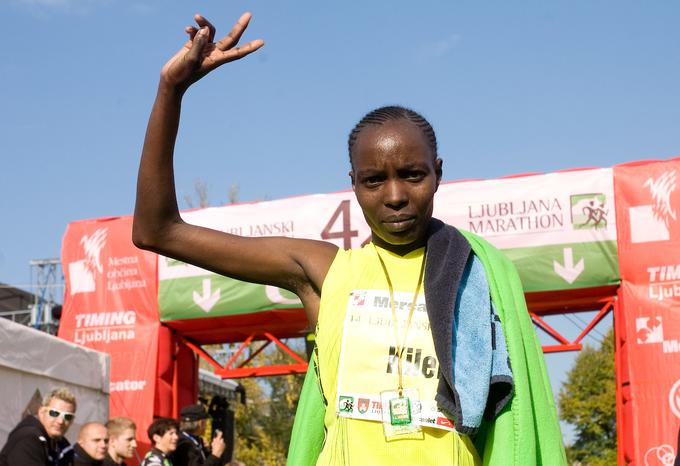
[382,216,416,233]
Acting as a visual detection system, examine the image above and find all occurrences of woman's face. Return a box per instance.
[350,119,442,254]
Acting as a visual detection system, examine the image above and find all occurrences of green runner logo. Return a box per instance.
[339,396,354,413]
[570,193,608,229]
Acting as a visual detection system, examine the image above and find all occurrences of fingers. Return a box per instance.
[194,14,216,42]
[185,26,198,41]
[215,11,252,52]
[185,26,210,67]
[181,12,264,71]
[217,38,264,64]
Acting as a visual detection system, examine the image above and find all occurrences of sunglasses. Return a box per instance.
[47,409,75,422]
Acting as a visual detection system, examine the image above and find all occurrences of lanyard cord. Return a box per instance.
[373,244,426,397]
[181,432,206,459]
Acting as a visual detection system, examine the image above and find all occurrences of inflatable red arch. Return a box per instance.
[59,157,680,465]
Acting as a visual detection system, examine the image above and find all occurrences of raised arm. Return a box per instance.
[132,13,337,327]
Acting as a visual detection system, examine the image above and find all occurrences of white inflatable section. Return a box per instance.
[0,317,109,447]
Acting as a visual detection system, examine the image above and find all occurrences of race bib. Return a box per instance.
[335,289,456,432]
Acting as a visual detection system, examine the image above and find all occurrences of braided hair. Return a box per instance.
[347,105,438,166]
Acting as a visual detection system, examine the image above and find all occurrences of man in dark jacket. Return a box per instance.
[169,404,225,466]
[0,387,76,466]
[73,422,108,466]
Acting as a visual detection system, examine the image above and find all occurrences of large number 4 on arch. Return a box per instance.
[321,200,360,249]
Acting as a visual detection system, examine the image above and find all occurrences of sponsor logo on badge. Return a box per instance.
[370,400,383,415]
[629,170,677,244]
[570,193,608,229]
[669,379,680,419]
[351,291,366,306]
[643,444,675,466]
[357,398,370,414]
[68,228,108,295]
[339,396,354,413]
[436,417,454,429]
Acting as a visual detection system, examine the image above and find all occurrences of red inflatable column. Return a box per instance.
[614,159,680,465]
[60,216,160,455]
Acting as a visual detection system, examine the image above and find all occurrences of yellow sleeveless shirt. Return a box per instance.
[314,244,481,465]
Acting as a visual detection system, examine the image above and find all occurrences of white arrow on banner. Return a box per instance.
[192,278,221,312]
[553,248,584,284]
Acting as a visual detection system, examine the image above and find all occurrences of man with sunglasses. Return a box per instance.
[0,387,76,466]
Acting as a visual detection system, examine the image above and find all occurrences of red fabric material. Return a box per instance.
[155,325,175,418]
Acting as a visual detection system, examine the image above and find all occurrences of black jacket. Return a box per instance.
[101,452,125,466]
[0,415,73,466]
[675,427,680,466]
[168,433,220,466]
[73,444,102,466]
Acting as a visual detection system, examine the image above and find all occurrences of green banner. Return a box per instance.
[503,240,619,292]
[159,272,300,322]
[159,240,619,321]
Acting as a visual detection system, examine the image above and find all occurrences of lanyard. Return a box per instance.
[181,432,206,460]
[373,244,426,396]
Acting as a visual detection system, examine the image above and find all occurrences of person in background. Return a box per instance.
[74,422,108,466]
[0,387,76,466]
[170,404,225,466]
[103,418,137,466]
[141,418,179,466]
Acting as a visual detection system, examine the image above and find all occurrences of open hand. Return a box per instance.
[161,12,264,91]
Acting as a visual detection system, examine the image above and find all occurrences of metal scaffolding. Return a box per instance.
[29,258,63,335]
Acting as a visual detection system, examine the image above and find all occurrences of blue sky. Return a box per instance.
[2,0,678,442]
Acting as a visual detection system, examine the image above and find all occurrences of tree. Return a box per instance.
[199,340,305,465]
[183,179,241,208]
[183,179,210,208]
[230,341,305,465]
[559,327,617,465]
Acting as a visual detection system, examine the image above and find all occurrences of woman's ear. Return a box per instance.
[434,158,443,191]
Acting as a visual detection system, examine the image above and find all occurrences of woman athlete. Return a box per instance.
[133,12,566,466]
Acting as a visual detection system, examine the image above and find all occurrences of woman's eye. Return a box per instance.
[364,176,383,186]
[405,171,425,180]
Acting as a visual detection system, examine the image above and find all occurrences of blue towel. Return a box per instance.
[453,255,513,430]
[425,219,514,435]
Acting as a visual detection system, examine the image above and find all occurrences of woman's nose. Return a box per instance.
[384,180,408,208]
